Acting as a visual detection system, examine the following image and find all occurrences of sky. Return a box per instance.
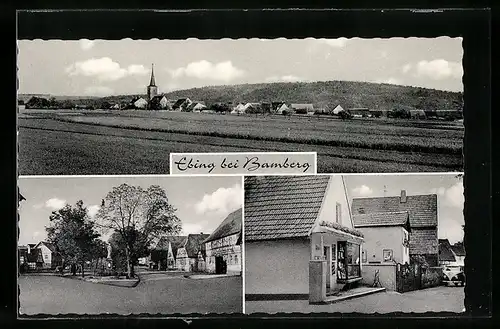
[17,37,463,96]
[18,176,242,245]
[343,173,464,244]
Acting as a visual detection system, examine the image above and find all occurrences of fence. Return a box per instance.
[396,263,444,293]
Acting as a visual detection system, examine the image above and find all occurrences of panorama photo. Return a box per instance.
[17,37,463,175]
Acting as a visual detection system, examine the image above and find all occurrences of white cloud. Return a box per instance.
[45,198,66,211]
[265,75,304,83]
[444,182,464,208]
[84,86,114,96]
[402,63,412,74]
[352,185,373,196]
[65,57,149,81]
[317,38,349,48]
[414,59,463,80]
[169,60,245,82]
[87,205,100,218]
[439,215,464,244]
[430,187,446,196]
[79,39,96,51]
[181,223,205,235]
[195,184,243,215]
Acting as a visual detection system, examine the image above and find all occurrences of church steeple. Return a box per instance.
[147,63,158,102]
[149,63,156,87]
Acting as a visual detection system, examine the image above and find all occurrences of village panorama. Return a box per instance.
[17,176,243,315]
[17,37,464,175]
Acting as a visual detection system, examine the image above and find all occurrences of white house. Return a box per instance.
[134,97,148,109]
[176,233,210,272]
[34,241,62,269]
[204,208,242,276]
[276,103,290,114]
[332,105,345,115]
[231,103,246,114]
[245,175,365,302]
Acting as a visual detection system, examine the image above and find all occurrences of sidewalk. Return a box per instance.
[186,273,241,279]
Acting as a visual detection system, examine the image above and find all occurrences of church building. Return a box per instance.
[147,63,158,102]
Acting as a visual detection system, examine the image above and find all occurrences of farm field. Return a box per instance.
[18,110,463,175]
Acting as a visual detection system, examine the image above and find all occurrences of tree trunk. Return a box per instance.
[125,247,133,279]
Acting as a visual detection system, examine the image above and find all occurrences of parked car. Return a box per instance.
[442,266,465,286]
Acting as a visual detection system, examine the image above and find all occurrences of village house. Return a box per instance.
[291,103,314,115]
[176,233,210,272]
[34,241,63,269]
[351,191,439,267]
[352,211,411,291]
[410,108,426,119]
[438,239,457,267]
[245,175,365,303]
[450,242,465,270]
[172,98,193,111]
[243,102,262,113]
[150,236,187,270]
[133,97,148,109]
[276,103,291,114]
[19,244,43,270]
[149,95,170,110]
[204,208,242,275]
[348,108,371,118]
[231,103,246,114]
[188,102,207,112]
[332,105,345,115]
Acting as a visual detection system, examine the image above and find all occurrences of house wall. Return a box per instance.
[38,245,52,268]
[358,226,408,264]
[317,175,353,229]
[245,239,310,295]
[361,263,397,291]
[205,233,241,275]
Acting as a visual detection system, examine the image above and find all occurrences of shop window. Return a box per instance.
[346,242,361,278]
[383,249,393,262]
[362,250,367,263]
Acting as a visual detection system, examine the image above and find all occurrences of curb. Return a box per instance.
[320,288,386,305]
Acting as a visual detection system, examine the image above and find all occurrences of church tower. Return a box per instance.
[147,63,158,101]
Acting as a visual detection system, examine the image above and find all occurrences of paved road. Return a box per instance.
[19,272,242,315]
[246,286,465,314]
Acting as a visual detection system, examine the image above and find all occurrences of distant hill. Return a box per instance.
[19,81,464,111]
[161,81,463,112]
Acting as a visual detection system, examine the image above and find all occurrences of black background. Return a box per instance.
[3,3,494,329]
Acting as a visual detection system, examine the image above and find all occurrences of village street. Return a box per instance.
[19,269,242,315]
[246,286,464,314]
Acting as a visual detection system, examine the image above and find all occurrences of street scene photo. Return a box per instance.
[244,173,464,313]
[18,37,463,175]
[18,176,243,315]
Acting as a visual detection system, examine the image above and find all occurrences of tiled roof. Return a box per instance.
[172,98,187,108]
[351,194,437,227]
[205,208,242,243]
[244,176,330,241]
[410,228,438,254]
[38,241,57,253]
[185,234,210,258]
[353,211,409,228]
[439,239,456,262]
[451,243,465,256]
[155,236,187,258]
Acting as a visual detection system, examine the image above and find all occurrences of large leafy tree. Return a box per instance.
[109,228,149,273]
[95,184,182,278]
[46,200,103,277]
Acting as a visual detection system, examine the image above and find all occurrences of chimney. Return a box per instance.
[400,190,407,203]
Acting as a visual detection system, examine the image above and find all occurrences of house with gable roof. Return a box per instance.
[150,236,187,270]
[34,241,62,269]
[351,190,439,267]
[176,233,210,272]
[245,175,366,302]
[352,211,412,291]
[204,208,242,275]
[438,239,456,267]
[450,242,465,269]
